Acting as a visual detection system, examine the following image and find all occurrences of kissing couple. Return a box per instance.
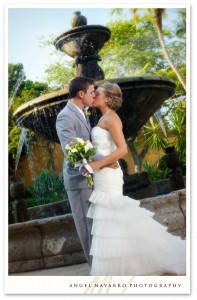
[56,76,185,276]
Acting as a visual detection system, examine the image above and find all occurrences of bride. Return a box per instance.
[85,81,186,276]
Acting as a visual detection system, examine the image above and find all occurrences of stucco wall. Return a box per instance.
[16,136,175,185]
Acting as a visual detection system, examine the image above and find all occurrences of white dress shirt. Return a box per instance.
[70,101,86,120]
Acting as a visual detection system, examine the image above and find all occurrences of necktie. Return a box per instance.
[82,108,88,121]
[82,108,91,129]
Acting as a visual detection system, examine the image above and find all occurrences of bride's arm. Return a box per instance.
[88,114,128,172]
[92,153,118,168]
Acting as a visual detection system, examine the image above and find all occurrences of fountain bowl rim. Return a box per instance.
[54,24,111,48]
[13,75,176,120]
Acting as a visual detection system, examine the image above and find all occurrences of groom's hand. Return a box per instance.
[106,162,119,169]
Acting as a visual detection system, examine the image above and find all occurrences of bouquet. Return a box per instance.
[65,137,96,186]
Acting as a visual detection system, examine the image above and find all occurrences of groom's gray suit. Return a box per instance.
[56,101,93,266]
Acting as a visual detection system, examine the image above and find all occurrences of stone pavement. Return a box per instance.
[10,263,178,277]
[10,263,90,276]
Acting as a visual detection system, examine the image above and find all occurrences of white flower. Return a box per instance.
[76,137,84,144]
[65,144,71,150]
[65,137,96,187]
[84,142,93,153]
[74,163,82,168]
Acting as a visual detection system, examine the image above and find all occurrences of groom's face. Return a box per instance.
[82,84,95,107]
[92,87,108,109]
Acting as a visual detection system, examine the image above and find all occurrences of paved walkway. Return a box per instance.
[10,263,90,276]
[10,263,179,277]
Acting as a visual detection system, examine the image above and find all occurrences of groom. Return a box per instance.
[56,76,95,266]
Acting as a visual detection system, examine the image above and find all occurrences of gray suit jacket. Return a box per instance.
[56,101,92,190]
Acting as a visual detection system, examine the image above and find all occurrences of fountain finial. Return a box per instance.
[71,11,87,27]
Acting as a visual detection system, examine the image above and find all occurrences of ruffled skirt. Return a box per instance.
[87,167,186,276]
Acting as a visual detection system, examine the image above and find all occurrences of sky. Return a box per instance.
[8,7,179,83]
[8,8,129,82]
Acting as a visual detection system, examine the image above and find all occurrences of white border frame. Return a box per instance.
[2,1,191,296]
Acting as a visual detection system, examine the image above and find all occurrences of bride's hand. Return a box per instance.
[88,161,100,172]
[81,166,90,176]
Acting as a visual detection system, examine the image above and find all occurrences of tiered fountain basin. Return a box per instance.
[13,76,176,143]
[54,25,111,57]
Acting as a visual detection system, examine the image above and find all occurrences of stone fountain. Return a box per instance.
[9,12,186,274]
[13,11,176,143]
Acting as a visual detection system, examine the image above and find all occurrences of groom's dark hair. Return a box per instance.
[69,76,94,98]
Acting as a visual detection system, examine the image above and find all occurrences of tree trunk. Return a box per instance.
[128,143,149,172]
[154,9,186,91]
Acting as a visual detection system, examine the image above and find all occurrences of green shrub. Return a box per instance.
[26,170,67,207]
[143,161,170,182]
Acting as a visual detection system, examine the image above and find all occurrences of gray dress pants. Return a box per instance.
[67,188,93,266]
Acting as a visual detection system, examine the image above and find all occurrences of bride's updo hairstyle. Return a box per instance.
[99,81,122,111]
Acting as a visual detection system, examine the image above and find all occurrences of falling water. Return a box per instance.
[15,128,28,173]
[154,109,167,138]
[25,137,36,180]
[9,71,25,111]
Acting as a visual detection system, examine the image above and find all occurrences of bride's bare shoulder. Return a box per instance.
[107,111,122,129]
[110,111,122,123]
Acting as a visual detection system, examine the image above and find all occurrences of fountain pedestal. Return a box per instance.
[74,54,104,79]
[164,146,185,191]
[54,24,111,80]
[12,199,29,223]
[9,176,29,223]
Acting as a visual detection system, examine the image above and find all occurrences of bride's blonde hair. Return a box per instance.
[99,81,122,111]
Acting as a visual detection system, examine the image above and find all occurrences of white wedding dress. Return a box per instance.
[87,126,186,276]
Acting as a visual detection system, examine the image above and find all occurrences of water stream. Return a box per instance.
[8,71,25,111]
[154,109,167,138]
[15,128,28,173]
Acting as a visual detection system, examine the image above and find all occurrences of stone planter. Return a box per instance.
[9,190,186,274]
[27,199,71,220]
[9,214,86,274]
[164,146,185,191]
[140,189,186,239]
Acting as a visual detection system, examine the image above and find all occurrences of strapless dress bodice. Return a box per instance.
[91,126,117,156]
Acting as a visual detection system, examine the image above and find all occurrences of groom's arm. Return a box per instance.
[92,153,104,161]
[56,113,77,157]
